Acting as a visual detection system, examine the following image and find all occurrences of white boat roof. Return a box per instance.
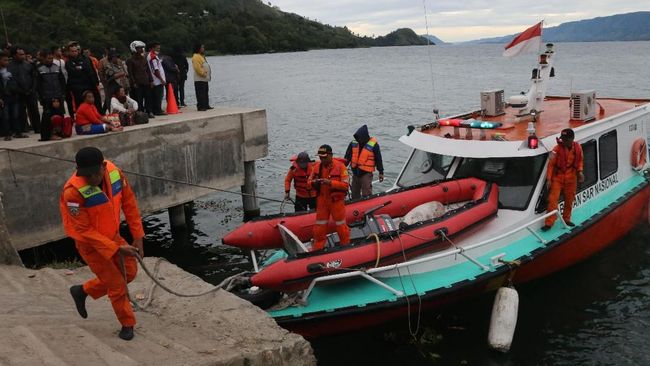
[400,96,650,159]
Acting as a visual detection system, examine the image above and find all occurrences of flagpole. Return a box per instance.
[538,19,544,53]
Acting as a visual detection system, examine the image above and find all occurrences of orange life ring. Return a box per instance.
[631,138,647,171]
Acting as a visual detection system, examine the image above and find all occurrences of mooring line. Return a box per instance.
[122,253,249,311]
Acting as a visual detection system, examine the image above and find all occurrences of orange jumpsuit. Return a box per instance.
[308,159,350,250]
[545,142,584,227]
[59,160,144,327]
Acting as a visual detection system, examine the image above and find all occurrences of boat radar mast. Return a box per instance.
[508,43,556,117]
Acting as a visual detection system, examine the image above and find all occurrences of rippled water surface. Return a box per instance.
[145,42,650,365]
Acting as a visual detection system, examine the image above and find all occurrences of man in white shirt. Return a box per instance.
[146,42,166,116]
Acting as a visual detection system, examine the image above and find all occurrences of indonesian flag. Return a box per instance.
[503,21,543,57]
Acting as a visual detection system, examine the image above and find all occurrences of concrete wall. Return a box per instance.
[0,108,268,251]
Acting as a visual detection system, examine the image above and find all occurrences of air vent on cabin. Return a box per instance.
[481,89,505,117]
[570,90,596,122]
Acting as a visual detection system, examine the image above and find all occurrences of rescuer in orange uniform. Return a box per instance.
[308,144,350,251]
[60,147,144,341]
[284,151,317,212]
[542,128,584,231]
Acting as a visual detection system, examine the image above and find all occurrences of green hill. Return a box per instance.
[1,0,428,54]
[374,28,430,46]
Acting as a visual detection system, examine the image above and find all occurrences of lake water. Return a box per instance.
[146,42,650,365]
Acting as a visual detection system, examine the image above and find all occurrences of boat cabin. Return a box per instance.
[396,44,650,230]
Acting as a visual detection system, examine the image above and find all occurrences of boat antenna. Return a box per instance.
[422,0,439,119]
[0,7,8,45]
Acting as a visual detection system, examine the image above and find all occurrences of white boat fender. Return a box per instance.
[487,286,519,353]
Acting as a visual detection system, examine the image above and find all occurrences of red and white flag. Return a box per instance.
[503,21,543,57]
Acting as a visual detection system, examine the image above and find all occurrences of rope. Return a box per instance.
[367,233,381,268]
[422,0,438,114]
[140,258,163,309]
[395,231,422,337]
[399,231,433,242]
[498,258,521,287]
[438,230,461,259]
[0,147,285,203]
[120,253,248,311]
[279,198,295,214]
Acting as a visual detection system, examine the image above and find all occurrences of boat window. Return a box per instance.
[397,150,454,188]
[578,140,598,192]
[453,155,546,210]
[599,130,618,179]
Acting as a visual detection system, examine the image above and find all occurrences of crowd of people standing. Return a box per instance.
[0,40,213,141]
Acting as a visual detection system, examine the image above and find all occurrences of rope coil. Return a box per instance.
[121,253,248,311]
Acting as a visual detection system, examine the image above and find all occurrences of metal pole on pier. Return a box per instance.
[241,161,260,221]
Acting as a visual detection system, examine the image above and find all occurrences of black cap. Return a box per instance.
[559,128,574,141]
[317,144,333,157]
[296,151,311,168]
[75,147,104,176]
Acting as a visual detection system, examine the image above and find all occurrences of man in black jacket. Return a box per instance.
[66,45,101,117]
[0,51,24,140]
[126,41,154,118]
[7,46,40,133]
[37,49,67,141]
[161,54,179,107]
[171,47,188,107]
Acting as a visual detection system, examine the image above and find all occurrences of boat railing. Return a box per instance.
[300,210,567,304]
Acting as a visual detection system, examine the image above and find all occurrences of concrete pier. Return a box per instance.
[0,193,21,266]
[0,108,268,255]
[0,258,316,365]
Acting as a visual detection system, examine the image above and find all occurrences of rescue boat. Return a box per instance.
[229,43,650,338]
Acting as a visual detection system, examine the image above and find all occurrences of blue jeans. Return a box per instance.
[75,124,108,135]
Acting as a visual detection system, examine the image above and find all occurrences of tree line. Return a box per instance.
[1,0,429,55]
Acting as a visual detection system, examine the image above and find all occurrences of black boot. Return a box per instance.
[118,326,134,341]
[69,285,88,319]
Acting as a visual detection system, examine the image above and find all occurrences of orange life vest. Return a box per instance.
[351,137,377,173]
[60,160,124,241]
[312,159,347,202]
[290,162,314,198]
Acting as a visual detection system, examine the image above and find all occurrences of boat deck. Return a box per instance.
[425,97,650,141]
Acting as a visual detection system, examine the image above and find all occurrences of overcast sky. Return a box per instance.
[268,1,650,42]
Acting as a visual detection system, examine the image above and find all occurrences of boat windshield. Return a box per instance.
[397,150,454,188]
[453,155,546,210]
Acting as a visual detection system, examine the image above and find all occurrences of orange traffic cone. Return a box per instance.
[166,84,180,114]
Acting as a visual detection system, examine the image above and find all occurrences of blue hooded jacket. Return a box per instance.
[344,124,384,175]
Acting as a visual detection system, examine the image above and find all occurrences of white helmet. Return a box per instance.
[129,40,146,53]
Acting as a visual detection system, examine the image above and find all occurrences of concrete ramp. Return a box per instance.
[0,258,315,366]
